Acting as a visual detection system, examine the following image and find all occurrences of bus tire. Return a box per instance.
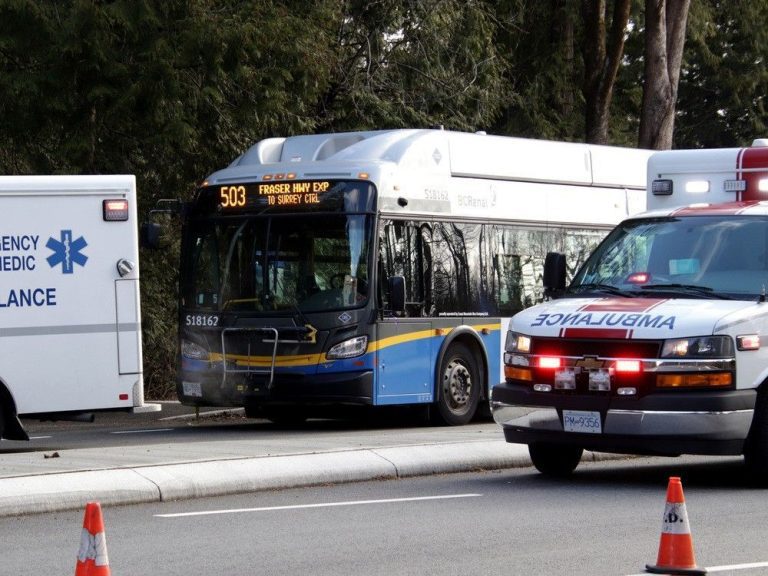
[433,343,480,426]
[744,387,768,486]
[0,401,4,440]
[529,443,583,477]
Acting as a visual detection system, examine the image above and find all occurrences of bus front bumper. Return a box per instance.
[178,369,374,407]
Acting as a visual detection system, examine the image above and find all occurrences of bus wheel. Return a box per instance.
[434,343,480,426]
[0,403,4,440]
[529,443,583,477]
[744,387,768,486]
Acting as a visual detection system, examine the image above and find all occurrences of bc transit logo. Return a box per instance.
[46,230,88,274]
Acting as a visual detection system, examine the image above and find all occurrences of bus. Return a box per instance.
[162,129,651,425]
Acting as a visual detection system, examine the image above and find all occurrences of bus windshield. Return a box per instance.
[183,212,372,313]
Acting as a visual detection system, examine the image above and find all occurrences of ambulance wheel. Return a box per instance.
[529,443,583,477]
[744,387,768,486]
[0,403,5,440]
[433,343,480,426]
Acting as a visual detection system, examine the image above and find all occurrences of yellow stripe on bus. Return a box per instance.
[208,322,501,366]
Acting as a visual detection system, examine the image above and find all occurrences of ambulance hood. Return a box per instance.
[511,297,764,340]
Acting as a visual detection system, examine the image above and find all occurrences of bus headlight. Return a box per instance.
[661,335,734,358]
[181,339,210,360]
[327,335,368,359]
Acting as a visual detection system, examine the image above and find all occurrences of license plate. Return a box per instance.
[563,410,602,434]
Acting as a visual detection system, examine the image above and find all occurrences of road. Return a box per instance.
[3,455,768,576]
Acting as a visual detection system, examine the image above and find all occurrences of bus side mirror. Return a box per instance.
[388,276,406,313]
[140,222,163,249]
[543,252,566,297]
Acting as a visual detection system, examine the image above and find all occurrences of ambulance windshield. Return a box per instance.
[570,215,768,299]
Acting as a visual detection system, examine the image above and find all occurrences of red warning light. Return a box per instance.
[103,199,129,221]
[537,356,562,369]
[627,272,651,284]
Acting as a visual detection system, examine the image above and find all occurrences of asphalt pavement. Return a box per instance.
[0,402,618,517]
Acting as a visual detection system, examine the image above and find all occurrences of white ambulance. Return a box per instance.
[492,140,768,483]
[0,175,158,441]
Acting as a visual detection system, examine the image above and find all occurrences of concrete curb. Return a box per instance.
[0,441,529,517]
[0,441,626,517]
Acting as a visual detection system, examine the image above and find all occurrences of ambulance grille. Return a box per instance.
[531,338,662,360]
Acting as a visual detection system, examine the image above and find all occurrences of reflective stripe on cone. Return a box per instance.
[75,502,111,576]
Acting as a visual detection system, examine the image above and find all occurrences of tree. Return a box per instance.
[675,1,768,148]
[582,0,632,144]
[315,0,507,132]
[638,0,691,149]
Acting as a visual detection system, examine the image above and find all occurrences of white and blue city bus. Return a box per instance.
[169,129,651,425]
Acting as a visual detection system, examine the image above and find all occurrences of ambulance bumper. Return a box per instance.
[491,382,757,456]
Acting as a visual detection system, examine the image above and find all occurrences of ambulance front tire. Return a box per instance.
[0,402,5,440]
[528,443,583,477]
[744,387,768,486]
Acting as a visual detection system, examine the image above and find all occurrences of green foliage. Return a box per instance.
[1,0,766,397]
[675,0,768,148]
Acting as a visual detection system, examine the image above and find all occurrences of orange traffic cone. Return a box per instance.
[75,502,111,575]
[645,477,706,575]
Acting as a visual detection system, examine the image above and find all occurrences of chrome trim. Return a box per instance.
[491,402,753,439]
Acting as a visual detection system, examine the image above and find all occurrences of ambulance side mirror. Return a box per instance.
[543,252,566,297]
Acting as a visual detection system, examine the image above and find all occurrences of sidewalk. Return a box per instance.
[0,405,616,517]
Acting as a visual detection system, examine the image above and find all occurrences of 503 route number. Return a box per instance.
[185,314,219,327]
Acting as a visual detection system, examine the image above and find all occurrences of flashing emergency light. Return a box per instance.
[614,359,641,373]
[627,272,651,284]
[737,334,760,351]
[102,199,129,221]
[759,179,768,192]
[537,356,562,369]
[685,180,710,193]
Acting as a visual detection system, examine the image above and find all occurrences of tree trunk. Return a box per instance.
[582,0,632,144]
[638,0,691,149]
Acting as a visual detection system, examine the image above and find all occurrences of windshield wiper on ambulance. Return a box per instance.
[638,283,732,299]
[567,283,635,297]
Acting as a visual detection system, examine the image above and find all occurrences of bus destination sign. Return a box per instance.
[219,181,332,209]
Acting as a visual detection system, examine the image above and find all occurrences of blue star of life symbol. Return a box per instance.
[46,230,88,274]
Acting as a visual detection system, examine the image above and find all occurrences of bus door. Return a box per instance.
[376,221,433,405]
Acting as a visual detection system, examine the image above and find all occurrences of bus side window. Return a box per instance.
[379,221,426,317]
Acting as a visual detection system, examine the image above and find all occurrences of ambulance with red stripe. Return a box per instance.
[491,140,768,483]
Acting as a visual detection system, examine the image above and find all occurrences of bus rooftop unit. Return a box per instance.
[166,129,652,425]
[492,139,768,482]
[0,175,159,441]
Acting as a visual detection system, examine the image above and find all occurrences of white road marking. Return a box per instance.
[627,561,768,575]
[707,561,768,572]
[155,493,482,518]
[28,436,52,440]
[110,428,173,434]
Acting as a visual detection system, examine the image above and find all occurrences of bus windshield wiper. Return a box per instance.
[638,283,732,299]
[567,283,634,297]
